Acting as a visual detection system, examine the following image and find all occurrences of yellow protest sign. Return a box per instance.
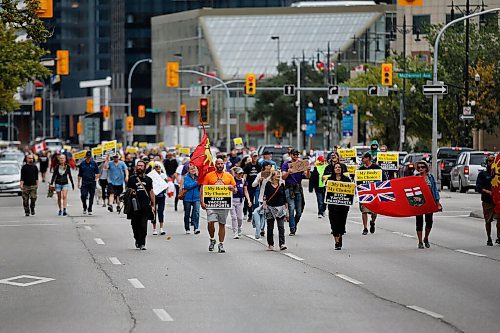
[325,180,355,205]
[158,142,164,148]
[133,142,138,147]
[138,142,148,148]
[126,147,138,154]
[378,152,399,171]
[102,140,117,156]
[346,165,357,175]
[338,148,356,159]
[91,146,103,157]
[175,144,181,149]
[73,150,87,160]
[179,148,190,155]
[233,137,244,149]
[203,185,232,209]
[116,143,123,149]
[63,145,72,151]
[355,169,382,182]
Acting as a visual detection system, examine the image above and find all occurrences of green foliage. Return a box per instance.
[427,21,500,143]
[0,0,50,112]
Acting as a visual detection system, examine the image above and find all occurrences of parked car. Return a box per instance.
[437,147,473,189]
[45,138,64,153]
[256,145,292,166]
[398,153,432,178]
[0,150,25,167]
[449,151,493,193]
[0,161,22,196]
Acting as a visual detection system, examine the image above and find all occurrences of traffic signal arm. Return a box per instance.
[245,73,256,95]
[199,97,209,123]
[381,63,393,86]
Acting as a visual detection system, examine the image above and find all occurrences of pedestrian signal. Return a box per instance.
[138,105,146,118]
[126,116,134,131]
[381,63,393,86]
[56,50,69,75]
[166,62,179,87]
[34,97,42,112]
[245,73,256,95]
[199,97,209,123]
[102,105,110,119]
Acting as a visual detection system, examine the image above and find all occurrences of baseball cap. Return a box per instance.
[317,156,325,162]
[234,167,244,174]
[291,149,300,155]
[252,151,258,157]
[85,151,92,157]
[263,151,271,155]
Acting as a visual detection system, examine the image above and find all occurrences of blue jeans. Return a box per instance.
[183,200,200,231]
[252,205,266,239]
[315,187,326,215]
[286,187,303,233]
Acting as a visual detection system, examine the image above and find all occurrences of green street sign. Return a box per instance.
[397,72,432,79]
[0,123,8,126]
[146,108,163,113]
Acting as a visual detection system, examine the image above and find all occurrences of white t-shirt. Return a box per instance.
[174,164,184,185]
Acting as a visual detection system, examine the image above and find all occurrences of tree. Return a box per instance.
[0,0,50,112]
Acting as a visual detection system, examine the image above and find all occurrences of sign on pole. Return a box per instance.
[367,85,378,96]
[423,85,448,95]
[377,86,389,97]
[283,85,296,96]
[338,86,349,97]
[398,72,432,79]
[201,85,212,95]
[328,85,339,99]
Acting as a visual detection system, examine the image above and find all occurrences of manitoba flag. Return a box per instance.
[357,176,438,217]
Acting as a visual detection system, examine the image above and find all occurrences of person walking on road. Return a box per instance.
[243,151,261,222]
[281,149,310,236]
[230,167,252,239]
[263,170,288,251]
[182,164,200,234]
[476,154,499,246]
[50,154,74,216]
[126,160,154,250]
[358,152,385,235]
[414,160,442,249]
[327,163,352,250]
[78,151,100,215]
[200,158,236,253]
[20,154,39,216]
[105,154,128,213]
[310,155,328,218]
[38,150,49,183]
[151,161,167,236]
[98,156,109,207]
[252,161,274,237]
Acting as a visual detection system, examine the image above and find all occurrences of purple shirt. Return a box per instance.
[233,178,247,198]
[281,161,305,186]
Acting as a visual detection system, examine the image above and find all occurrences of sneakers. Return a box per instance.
[194,229,200,234]
[160,229,166,235]
[107,205,113,212]
[289,232,295,236]
[418,242,425,249]
[260,230,265,237]
[139,245,147,250]
[362,228,368,235]
[487,239,493,246]
[218,243,225,253]
[88,211,93,216]
[58,210,62,216]
[209,239,216,252]
[280,245,287,251]
[102,203,106,208]
[152,230,158,236]
[424,239,430,248]
[233,233,239,239]
[369,222,375,234]
[267,245,274,251]
[83,209,87,215]
[318,214,323,219]
[25,212,30,217]
[30,208,35,215]
[62,209,67,216]
[335,242,341,250]
[116,205,122,214]
[496,238,500,245]
[186,230,191,234]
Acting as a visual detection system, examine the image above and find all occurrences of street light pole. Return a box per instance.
[271,36,280,69]
[127,58,152,143]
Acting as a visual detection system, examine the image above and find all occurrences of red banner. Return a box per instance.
[357,176,438,217]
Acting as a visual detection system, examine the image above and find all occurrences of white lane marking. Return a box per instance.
[407,305,444,319]
[335,274,364,285]
[0,275,55,287]
[153,309,174,322]
[94,238,105,245]
[245,234,263,241]
[349,221,363,225]
[455,249,487,257]
[391,231,415,238]
[84,226,92,230]
[284,253,304,261]
[109,257,122,265]
[0,223,61,227]
[128,278,145,289]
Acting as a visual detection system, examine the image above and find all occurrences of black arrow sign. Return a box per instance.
[367,85,378,96]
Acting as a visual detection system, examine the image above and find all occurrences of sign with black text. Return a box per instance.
[203,185,232,209]
[324,180,355,206]
[378,152,399,171]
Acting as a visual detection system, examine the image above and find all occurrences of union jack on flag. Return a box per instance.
[357,180,396,203]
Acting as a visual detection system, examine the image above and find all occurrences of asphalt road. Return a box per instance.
[0,181,498,333]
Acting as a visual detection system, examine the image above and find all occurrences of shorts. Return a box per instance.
[207,209,230,224]
[482,202,499,223]
[55,184,70,192]
[109,185,123,196]
[359,203,376,216]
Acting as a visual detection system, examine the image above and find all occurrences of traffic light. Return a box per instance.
[199,97,209,123]
[56,50,69,75]
[138,105,146,118]
[36,0,53,18]
[102,105,110,119]
[86,99,93,113]
[34,97,42,112]
[77,121,83,135]
[180,103,187,117]
[126,116,134,132]
[245,73,256,95]
[381,63,393,86]
[166,62,179,87]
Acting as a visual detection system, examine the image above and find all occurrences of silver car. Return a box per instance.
[449,151,494,193]
[0,161,22,196]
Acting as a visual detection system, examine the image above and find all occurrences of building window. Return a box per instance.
[127,14,134,23]
[127,40,134,49]
[413,15,431,34]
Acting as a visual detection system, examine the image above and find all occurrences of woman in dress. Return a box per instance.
[327,162,352,250]
[49,154,74,216]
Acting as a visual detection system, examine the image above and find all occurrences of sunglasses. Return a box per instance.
[416,165,426,170]
[154,166,161,169]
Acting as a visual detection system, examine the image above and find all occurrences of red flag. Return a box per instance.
[491,154,500,214]
[190,129,214,185]
[357,176,438,217]
[32,141,47,153]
